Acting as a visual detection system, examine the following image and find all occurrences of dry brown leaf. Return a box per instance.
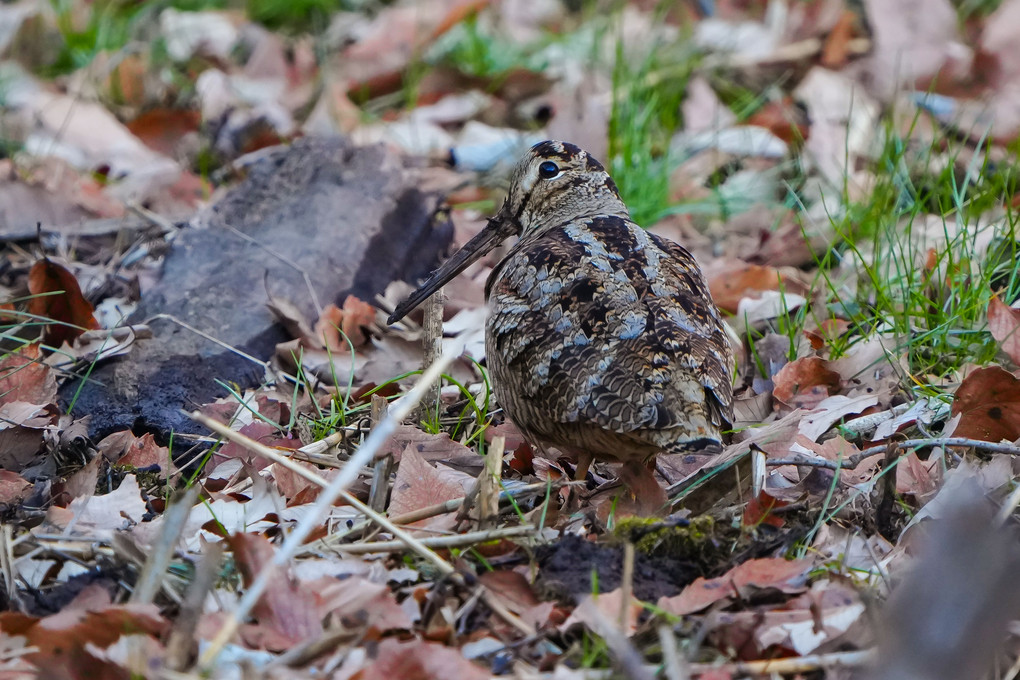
[658,557,814,616]
[359,638,490,680]
[951,365,1020,443]
[705,261,784,314]
[0,470,31,506]
[478,570,554,631]
[98,432,173,478]
[0,584,166,679]
[314,575,412,632]
[27,258,101,347]
[388,443,475,530]
[561,588,644,637]
[313,295,377,349]
[772,356,842,409]
[227,532,323,650]
[988,297,1020,366]
[0,343,57,407]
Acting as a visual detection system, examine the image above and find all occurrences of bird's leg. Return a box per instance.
[618,458,668,516]
[573,450,594,483]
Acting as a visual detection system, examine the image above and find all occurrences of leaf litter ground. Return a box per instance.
[3,0,1020,678]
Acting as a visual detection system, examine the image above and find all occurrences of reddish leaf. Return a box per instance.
[226,532,322,650]
[658,557,813,616]
[772,357,842,409]
[0,584,166,679]
[706,262,784,314]
[388,444,474,530]
[0,470,31,505]
[97,431,173,478]
[125,109,201,157]
[27,259,100,347]
[360,638,489,680]
[742,491,787,528]
[951,366,1020,443]
[313,295,377,349]
[988,297,1020,366]
[0,343,57,407]
[820,10,858,68]
[745,98,808,146]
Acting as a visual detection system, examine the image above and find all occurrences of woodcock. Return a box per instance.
[388,141,734,497]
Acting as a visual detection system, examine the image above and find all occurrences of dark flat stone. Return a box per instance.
[63,137,453,441]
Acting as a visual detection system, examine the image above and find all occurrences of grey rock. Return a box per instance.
[63,137,452,441]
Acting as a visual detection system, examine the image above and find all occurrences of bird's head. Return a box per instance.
[387,141,627,324]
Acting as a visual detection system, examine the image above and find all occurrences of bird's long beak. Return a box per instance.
[387,208,518,325]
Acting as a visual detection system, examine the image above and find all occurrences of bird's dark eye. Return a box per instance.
[538,161,560,179]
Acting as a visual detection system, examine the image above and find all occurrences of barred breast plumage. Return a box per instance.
[389,140,734,488]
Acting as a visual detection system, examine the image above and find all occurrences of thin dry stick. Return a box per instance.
[418,291,444,423]
[195,347,460,671]
[130,484,201,605]
[478,435,505,528]
[297,429,344,456]
[766,437,1020,470]
[334,525,535,554]
[368,395,392,513]
[620,542,634,632]
[688,649,874,676]
[657,625,690,680]
[165,541,225,672]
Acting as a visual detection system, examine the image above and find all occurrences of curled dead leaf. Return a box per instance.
[0,343,57,407]
[27,258,100,347]
[988,296,1020,366]
[951,365,1020,443]
[772,356,842,409]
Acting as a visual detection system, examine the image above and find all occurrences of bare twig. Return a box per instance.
[334,525,536,554]
[620,543,634,632]
[165,542,225,672]
[766,437,1020,470]
[478,435,505,528]
[687,649,875,676]
[368,395,392,513]
[418,291,444,423]
[657,625,690,680]
[130,484,201,605]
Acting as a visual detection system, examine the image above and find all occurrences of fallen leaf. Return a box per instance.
[0,343,57,407]
[820,9,857,68]
[387,444,475,530]
[313,295,378,349]
[359,638,490,680]
[27,258,101,347]
[314,575,412,632]
[988,297,1020,366]
[951,366,1020,443]
[0,470,31,505]
[658,557,814,616]
[227,532,323,650]
[478,570,554,630]
[52,473,147,539]
[0,584,166,680]
[561,588,644,637]
[772,357,843,410]
[705,261,784,313]
[97,431,173,478]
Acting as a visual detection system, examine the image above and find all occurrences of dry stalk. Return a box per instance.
[766,437,1020,470]
[334,524,535,555]
[368,395,393,513]
[418,291,444,423]
[477,435,505,528]
[130,484,200,605]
